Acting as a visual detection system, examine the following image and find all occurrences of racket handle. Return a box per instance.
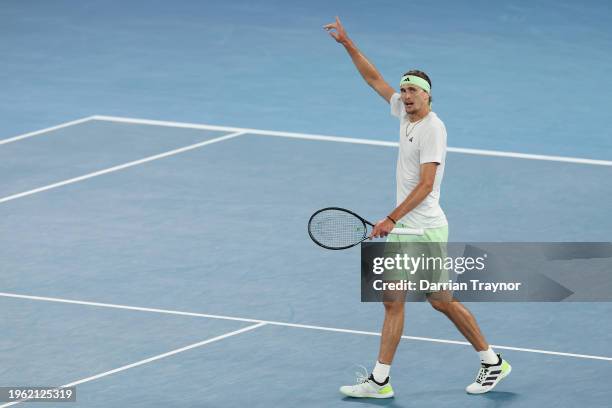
[390,227,424,235]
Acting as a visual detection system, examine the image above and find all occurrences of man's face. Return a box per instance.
[400,85,429,114]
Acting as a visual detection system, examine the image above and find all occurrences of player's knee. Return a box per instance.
[429,299,450,314]
[383,301,404,314]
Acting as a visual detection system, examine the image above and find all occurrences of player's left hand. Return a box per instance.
[369,218,395,239]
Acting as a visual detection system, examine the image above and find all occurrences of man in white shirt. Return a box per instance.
[324,17,511,398]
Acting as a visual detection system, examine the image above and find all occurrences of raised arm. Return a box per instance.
[324,17,395,103]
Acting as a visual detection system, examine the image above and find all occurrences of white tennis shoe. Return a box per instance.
[466,354,512,394]
[339,367,394,398]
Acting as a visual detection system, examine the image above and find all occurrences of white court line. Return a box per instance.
[92,115,612,166]
[92,115,398,147]
[0,131,245,204]
[0,116,96,146]
[1,292,611,362]
[0,322,266,408]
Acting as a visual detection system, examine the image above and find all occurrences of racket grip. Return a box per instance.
[390,227,424,235]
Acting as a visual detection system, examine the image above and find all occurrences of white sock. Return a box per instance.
[479,347,498,364]
[372,361,390,383]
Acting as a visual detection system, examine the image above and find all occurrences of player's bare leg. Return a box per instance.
[428,296,488,351]
[378,300,405,364]
[339,287,405,398]
[428,294,512,394]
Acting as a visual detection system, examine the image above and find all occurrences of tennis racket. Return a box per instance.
[308,207,424,250]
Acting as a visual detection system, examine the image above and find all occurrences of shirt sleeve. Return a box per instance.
[389,93,403,118]
[419,125,447,164]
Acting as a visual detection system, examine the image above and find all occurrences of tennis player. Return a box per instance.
[324,17,511,398]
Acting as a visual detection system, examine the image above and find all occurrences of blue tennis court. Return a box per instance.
[2,1,612,407]
[1,117,611,407]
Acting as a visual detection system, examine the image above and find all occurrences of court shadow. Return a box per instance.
[345,389,522,407]
[480,390,521,406]
[341,397,407,407]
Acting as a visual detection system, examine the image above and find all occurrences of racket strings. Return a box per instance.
[309,209,367,248]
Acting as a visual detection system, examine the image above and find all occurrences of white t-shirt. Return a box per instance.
[390,93,448,228]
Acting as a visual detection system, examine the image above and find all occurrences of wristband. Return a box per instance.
[386,215,397,224]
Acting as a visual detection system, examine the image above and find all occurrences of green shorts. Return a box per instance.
[382,224,450,293]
